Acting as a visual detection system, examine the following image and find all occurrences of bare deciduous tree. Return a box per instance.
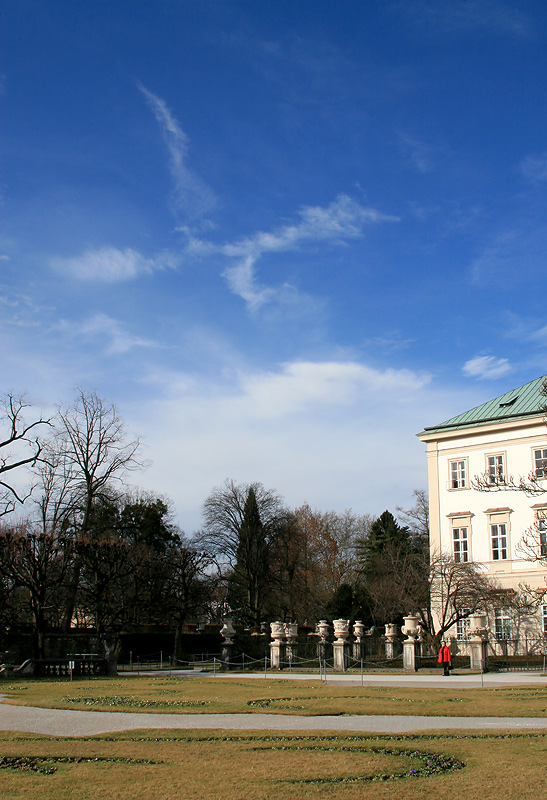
[54,389,144,631]
[0,522,73,658]
[0,394,50,515]
[426,553,500,642]
[396,488,429,544]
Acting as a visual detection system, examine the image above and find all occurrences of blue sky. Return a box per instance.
[2,0,547,531]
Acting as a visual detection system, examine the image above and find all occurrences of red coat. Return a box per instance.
[438,645,451,663]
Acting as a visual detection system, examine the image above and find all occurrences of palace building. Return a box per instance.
[418,376,547,645]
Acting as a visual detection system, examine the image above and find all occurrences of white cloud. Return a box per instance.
[222,254,276,312]
[52,246,175,283]
[222,194,398,310]
[239,361,431,418]
[55,313,157,356]
[224,194,395,259]
[78,314,158,355]
[462,355,512,380]
[138,84,216,221]
[125,360,465,533]
[129,362,429,524]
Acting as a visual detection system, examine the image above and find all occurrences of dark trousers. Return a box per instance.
[443,663,450,675]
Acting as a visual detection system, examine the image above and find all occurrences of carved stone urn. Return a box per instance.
[401,615,420,641]
[333,619,350,644]
[284,622,298,643]
[468,613,489,640]
[270,621,286,642]
[385,623,398,640]
[317,620,330,643]
[220,618,236,645]
[353,620,365,643]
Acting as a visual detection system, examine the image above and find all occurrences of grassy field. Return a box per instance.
[1,728,547,800]
[2,674,547,717]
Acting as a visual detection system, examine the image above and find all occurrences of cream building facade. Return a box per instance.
[418,376,547,645]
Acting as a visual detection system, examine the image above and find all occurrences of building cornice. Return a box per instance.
[417,413,546,444]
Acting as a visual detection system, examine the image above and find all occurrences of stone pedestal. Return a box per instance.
[384,623,398,659]
[270,622,286,669]
[468,638,487,671]
[333,619,350,671]
[102,634,118,675]
[402,639,419,672]
[220,643,234,663]
[468,613,489,672]
[401,615,421,672]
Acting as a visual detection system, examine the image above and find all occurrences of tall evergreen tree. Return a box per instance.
[228,487,270,626]
[359,510,411,579]
[357,510,426,625]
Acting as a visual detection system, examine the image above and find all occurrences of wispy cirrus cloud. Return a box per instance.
[398,133,435,173]
[519,152,547,183]
[52,246,177,283]
[61,313,158,356]
[463,355,512,380]
[138,83,216,223]
[222,194,398,311]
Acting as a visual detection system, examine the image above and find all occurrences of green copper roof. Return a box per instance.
[420,375,547,436]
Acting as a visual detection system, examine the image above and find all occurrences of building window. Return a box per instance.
[543,605,547,636]
[449,460,467,489]
[487,454,505,484]
[494,608,512,640]
[538,517,547,557]
[534,448,547,478]
[456,614,470,640]
[491,523,508,560]
[453,527,469,562]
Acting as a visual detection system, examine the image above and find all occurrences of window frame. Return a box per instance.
[447,513,474,564]
[448,458,468,490]
[456,613,470,641]
[452,526,469,563]
[494,607,512,640]
[533,447,547,479]
[491,521,508,561]
[537,511,547,558]
[486,452,506,485]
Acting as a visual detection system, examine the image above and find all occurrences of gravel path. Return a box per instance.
[2,699,547,736]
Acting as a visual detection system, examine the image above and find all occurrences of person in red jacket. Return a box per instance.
[438,640,452,675]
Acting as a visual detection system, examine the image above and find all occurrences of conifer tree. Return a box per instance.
[228,487,270,626]
[358,510,411,580]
